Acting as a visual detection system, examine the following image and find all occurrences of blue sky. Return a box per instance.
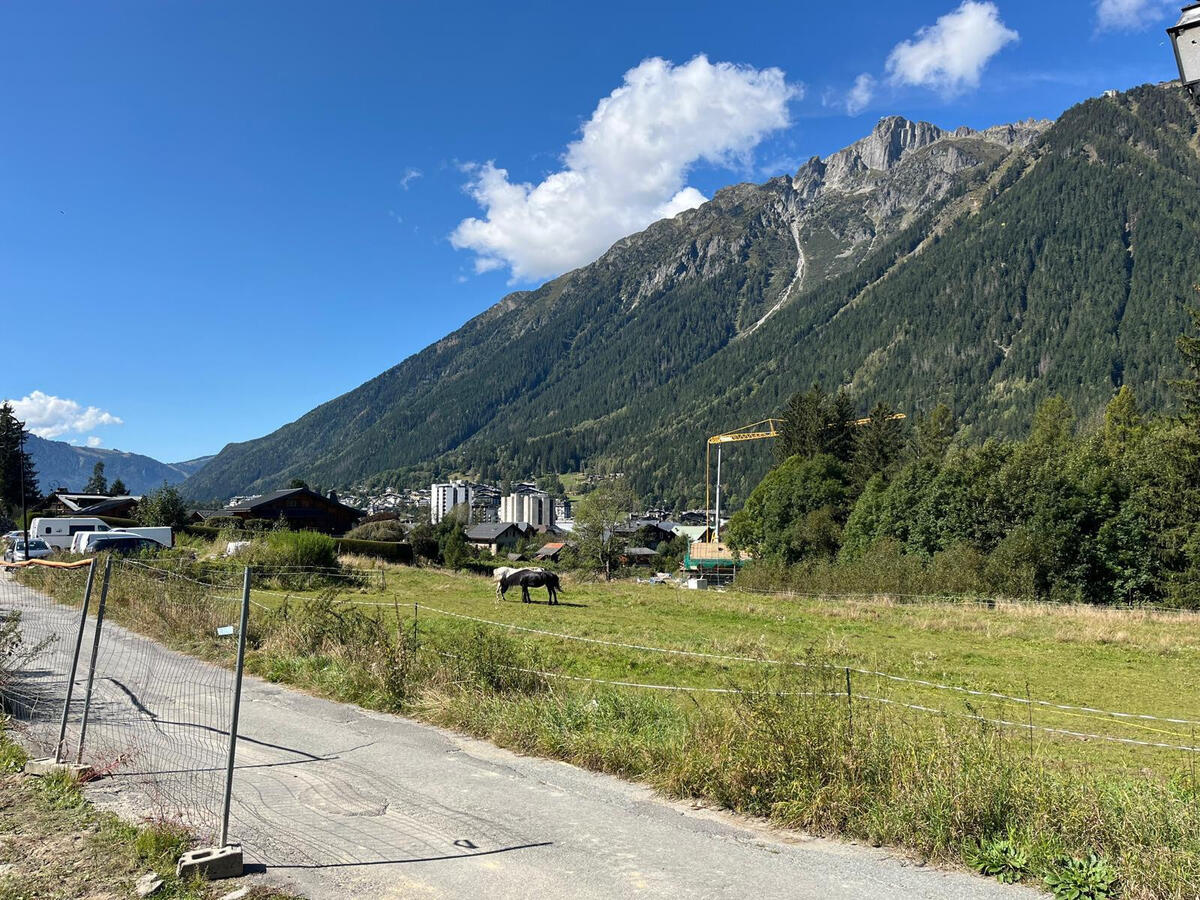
[1,0,1186,463]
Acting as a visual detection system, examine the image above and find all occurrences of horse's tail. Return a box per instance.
[552,573,563,593]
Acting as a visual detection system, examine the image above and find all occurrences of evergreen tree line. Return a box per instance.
[728,309,1200,607]
[0,403,40,533]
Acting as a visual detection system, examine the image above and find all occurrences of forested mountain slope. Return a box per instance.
[185,84,1200,507]
[28,435,211,495]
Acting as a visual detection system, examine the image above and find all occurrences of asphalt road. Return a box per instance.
[3,572,1040,899]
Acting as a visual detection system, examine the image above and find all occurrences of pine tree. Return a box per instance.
[913,404,956,462]
[0,403,40,516]
[1174,300,1200,429]
[775,385,857,464]
[1103,386,1143,455]
[83,461,108,495]
[852,402,905,485]
[109,478,128,496]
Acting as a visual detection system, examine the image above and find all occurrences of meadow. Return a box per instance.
[16,557,1200,898]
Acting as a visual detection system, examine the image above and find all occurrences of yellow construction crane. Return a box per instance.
[703,413,907,541]
[705,419,783,541]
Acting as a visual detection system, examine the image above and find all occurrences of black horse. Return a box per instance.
[499,568,562,605]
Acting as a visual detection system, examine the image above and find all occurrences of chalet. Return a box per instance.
[222,488,364,534]
[465,522,534,555]
[534,541,568,562]
[187,509,229,524]
[612,518,680,547]
[44,492,116,515]
[76,496,141,519]
[621,546,660,566]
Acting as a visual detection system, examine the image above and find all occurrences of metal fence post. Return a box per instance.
[220,567,251,848]
[844,667,854,747]
[75,557,112,764]
[54,559,96,763]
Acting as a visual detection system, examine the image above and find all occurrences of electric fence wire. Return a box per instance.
[125,561,1200,754]
[404,600,1200,731]
[425,646,1200,753]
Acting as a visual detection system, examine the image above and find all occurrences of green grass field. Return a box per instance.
[248,565,1200,778]
[17,559,1200,897]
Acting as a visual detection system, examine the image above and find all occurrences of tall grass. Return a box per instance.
[15,564,1200,897]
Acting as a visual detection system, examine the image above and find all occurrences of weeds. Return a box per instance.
[965,834,1030,884]
[1045,853,1119,899]
[0,724,26,772]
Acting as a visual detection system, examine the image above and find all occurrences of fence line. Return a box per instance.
[408,600,1200,729]
[429,646,1200,753]
[852,694,1200,754]
[728,584,1200,618]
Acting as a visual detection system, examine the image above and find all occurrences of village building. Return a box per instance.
[465,521,535,555]
[221,488,364,534]
[500,491,554,531]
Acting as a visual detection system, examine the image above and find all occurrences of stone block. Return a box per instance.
[22,758,92,779]
[176,844,243,881]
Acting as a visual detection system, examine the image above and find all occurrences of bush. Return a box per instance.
[252,531,338,569]
[180,524,220,540]
[346,520,408,542]
[136,484,188,528]
[203,517,243,530]
[334,538,414,565]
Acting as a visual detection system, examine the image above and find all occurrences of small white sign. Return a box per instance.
[216,625,235,637]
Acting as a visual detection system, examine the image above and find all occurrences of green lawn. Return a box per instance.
[251,565,1200,779]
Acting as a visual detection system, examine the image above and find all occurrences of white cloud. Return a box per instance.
[399,168,422,189]
[86,436,103,448]
[5,391,123,439]
[1095,0,1173,31]
[451,55,798,281]
[886,1,1018,95]
[846,73,877,115]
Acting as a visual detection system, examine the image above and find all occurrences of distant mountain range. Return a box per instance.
[28,434,212,495]
[183,83,1200,508]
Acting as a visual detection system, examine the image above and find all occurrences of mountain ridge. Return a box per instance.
[183,84,1200,507]
[28,436,212,495]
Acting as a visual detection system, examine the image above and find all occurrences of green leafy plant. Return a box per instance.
[1045,853,1119,900]
[965,835,1029,884]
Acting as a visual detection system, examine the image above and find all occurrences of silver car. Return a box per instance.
[4,538,53,562]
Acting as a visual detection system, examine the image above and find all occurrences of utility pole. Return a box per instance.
[19,428,28,557]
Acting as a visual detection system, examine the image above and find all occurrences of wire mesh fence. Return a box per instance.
[0,560,94,759]
[1,558,248,850]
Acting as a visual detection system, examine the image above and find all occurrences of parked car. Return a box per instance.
[4,538,54,562]
[71,526,173,553]
[84,535,164,556]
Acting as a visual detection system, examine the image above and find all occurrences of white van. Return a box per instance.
[29,517,111,551]
[71,527,174,553]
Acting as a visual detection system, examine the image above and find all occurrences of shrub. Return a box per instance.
[203,517,243,530]
[334,538,414,564]
[346,520,408,542]
[253,531,338,570]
